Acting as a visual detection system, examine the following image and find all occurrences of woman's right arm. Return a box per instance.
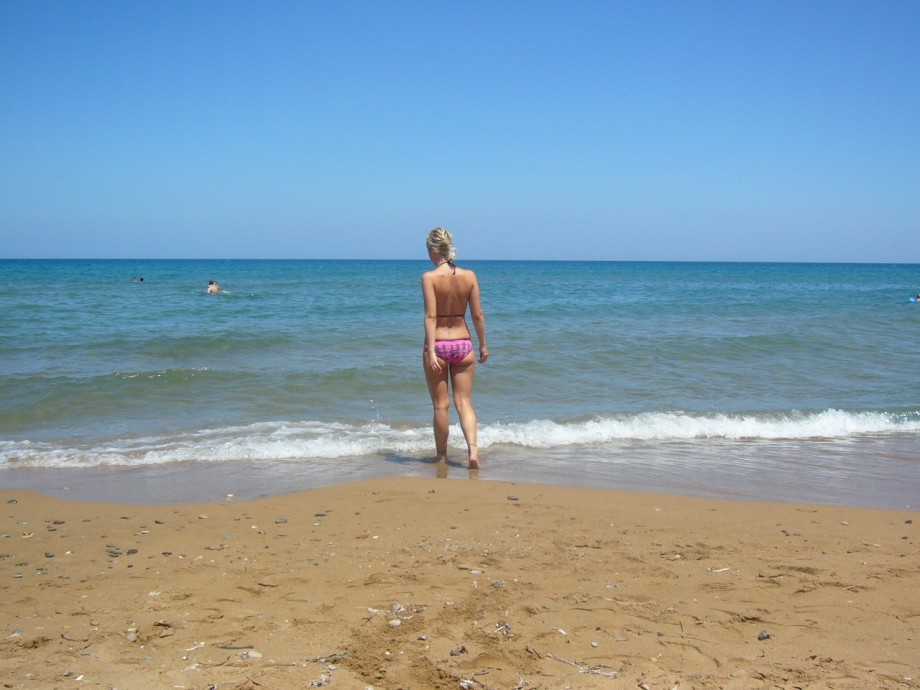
[468,273,488,363]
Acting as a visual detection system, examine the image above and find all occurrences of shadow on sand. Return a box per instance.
[381,453,478,480]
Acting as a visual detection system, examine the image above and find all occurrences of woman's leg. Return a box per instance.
[423,355,451,458]
[449,354,479,468]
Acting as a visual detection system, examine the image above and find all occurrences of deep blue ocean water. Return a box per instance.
[1,259,918,508]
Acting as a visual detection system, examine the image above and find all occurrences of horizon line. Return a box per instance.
[1,257,917,266]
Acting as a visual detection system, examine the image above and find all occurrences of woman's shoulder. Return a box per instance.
[422,265,477,283]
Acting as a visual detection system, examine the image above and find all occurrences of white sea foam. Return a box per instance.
[2,409,918,470]
[480,409,920,447]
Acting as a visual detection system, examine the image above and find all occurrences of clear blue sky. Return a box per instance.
[1,1,917,261]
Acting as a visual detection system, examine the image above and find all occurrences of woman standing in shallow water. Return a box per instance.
[422,227,488,468]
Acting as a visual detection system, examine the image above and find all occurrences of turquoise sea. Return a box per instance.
[1,259,918,508]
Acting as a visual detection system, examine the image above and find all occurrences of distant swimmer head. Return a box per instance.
[426,226,456,261]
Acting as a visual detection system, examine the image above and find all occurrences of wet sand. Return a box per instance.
[1,477,917,689]
[3,435,919,511]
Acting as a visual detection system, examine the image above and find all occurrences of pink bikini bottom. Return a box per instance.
[424,339,473,364]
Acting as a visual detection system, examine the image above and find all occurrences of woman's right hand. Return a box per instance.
[479,346,489,364]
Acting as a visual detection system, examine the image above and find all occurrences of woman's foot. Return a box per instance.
[436,456,448,479]
[468,445,480,469]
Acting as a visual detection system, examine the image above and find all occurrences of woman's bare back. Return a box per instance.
[424,266,476,340]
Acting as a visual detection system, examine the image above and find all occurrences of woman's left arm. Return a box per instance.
[422,274,443,372]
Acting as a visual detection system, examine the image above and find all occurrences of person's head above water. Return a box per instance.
[426,227,456,262]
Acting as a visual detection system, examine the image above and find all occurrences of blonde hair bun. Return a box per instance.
[426,227,456,261]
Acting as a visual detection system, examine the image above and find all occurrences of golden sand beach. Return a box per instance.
[1,477,917,689]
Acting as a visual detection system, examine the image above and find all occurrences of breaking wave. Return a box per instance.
[2,409,917,469]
